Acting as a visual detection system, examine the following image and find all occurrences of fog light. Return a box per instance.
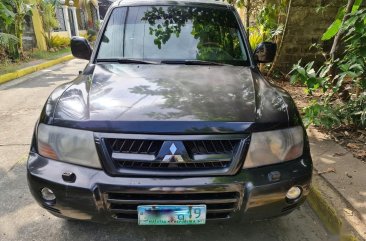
[286,186,302,200]
[41,187,56,201]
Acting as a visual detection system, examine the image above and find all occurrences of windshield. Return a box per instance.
[96,5,249,66]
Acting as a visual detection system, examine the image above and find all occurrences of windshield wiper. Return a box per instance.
[96,58,159,64]
[161,60,229,66]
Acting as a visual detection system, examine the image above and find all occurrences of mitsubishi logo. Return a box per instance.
[161,142,187,163]
[170,143,177,155]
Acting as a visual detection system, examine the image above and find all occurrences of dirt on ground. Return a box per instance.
[273,79,366,162]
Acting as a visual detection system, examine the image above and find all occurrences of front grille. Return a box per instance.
[105,192,241,221]
[96,134,250,176]
[117,160,230,169]
[106,139,239,156]
[184,140,238,155]
[107,139,163,155]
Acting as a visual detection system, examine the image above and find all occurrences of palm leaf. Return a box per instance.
[0,32,19,49]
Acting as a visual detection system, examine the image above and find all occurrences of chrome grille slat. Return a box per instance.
[105,192,240,221]
[146,141,154,153]
[110,160,231,169]
[107,198,238,204]
[110,208,238,214]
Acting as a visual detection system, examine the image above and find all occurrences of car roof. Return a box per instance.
[112,0,230,7]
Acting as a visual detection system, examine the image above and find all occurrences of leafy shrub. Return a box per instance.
[289,61,330,95]
[37,0,59,50]
[49,35,70,49]
[0,32,19,61]
[248,27,263,50]
[0,32,19,50]
[86,29,97,42]
[80,29,97,42]
[289,8,366,129]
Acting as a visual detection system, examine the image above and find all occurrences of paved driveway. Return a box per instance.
[0,59,331,241]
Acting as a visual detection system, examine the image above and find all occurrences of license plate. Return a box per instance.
[137,205,206,225]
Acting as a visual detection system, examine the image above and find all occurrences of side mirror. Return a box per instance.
[254,42,277,63]
[71,37,92,60]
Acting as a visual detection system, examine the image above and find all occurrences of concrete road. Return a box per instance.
[0,59,332,241]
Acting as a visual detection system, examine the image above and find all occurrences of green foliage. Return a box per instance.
[339,92,366,127]
[36,0,59,50]
[248,27,263,50]
[256,1,287,41]
[0,33,19,50]
[39,1,58,32]
[257,4,278,40]
[0,0,32,59]
[0,32,19,62]
[321,0,363,41]
[86,29,97,42]
[321,19,342,41]
[289,61,330,94]
[290,5,366,129]
[302,102,341,128]
[0,1,15,30]
[49,35,70,49]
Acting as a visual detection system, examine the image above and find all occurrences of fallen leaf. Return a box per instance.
[345,172,353,178]
[347,143,360,149]
[354,150,366,160]
[317,167,336,175]
[333,152,347,157]
[344,208,353,216]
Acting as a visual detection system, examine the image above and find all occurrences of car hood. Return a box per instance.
[47,63,296,134]
[54,64,257,122]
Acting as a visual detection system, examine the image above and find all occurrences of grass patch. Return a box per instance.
[0,47,71,75]
[29,47,71,60]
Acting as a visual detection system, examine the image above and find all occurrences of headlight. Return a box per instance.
[37,123,101,169]
[243,126,304,169]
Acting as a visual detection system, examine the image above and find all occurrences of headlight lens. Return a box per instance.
[243,126,304,169]
[37,123,101,169]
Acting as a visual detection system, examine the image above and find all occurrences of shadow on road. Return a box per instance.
[0,60,86,91]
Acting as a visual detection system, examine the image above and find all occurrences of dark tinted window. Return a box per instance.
[97,5,249,65]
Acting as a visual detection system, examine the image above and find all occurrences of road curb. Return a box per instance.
[308,174,364,241]
[0,55,74,85]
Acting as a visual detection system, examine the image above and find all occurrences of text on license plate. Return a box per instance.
[137,205,206,225]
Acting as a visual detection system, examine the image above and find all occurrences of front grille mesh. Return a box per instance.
[106,192,240,221]
[108,139,163,155]
[118,160,230,169]
[184,140,238,155]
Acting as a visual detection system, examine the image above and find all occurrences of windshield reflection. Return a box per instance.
[97,5,249,66]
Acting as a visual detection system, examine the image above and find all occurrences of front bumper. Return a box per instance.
[27,152,312,223]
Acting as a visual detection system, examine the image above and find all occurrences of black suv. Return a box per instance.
[27,0,312,225]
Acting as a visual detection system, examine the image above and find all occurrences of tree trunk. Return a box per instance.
[329,0,355,62]
[329,0,355,101]
[14,16,23,58]
[245,0,251,36]
[267,0,292,77]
